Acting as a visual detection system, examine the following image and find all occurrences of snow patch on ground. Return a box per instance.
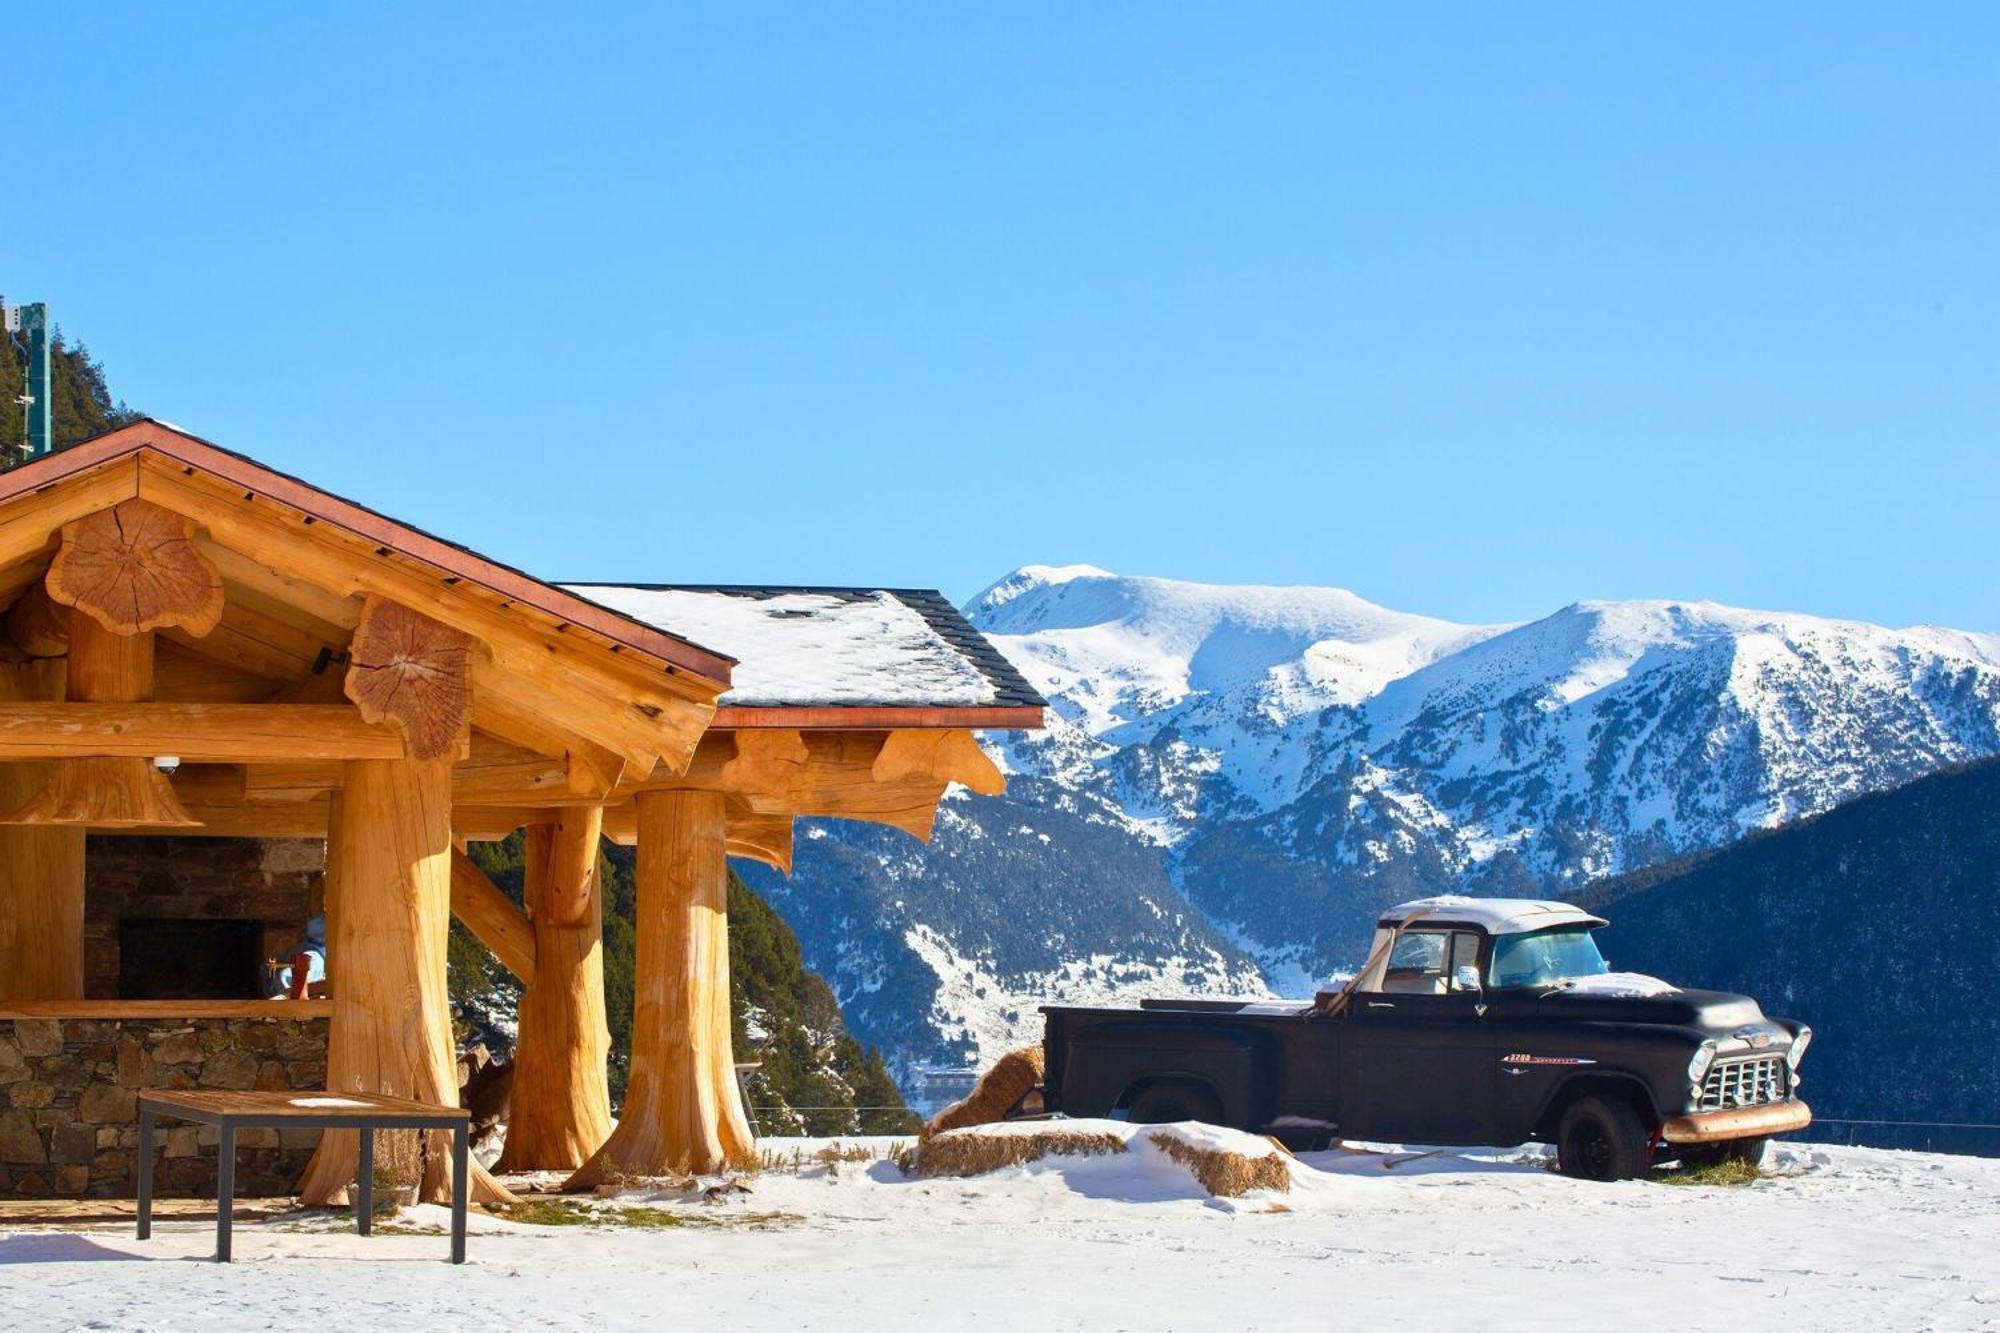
[10,1138,1998,1331]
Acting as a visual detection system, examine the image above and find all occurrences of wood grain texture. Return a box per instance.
[46,498,223,637]
[0,660,85,997]
[0,702,407,762]
[295,760,514,1206]
[496,809,613,1172]
[0,616,197,829]
[343,596,474,762]
[136,459,718,775]
[872,728,1006,796]
[4,585,70,658]
[448,849,537,986]
[567,790,753,1185]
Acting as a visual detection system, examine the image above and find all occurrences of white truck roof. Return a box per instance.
[1377,896,1607,935]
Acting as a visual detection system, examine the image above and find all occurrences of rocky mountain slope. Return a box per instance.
[744,566,2000,1085]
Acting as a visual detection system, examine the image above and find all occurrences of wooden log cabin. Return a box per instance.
[0,421,1043,1201]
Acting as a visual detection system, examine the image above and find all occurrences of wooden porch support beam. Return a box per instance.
[0,660,85,999]
[0,703,412,762]
[448,850,537,986]
[296,759,514,1206]
[567,790,753,1186]
[496,809,613,1172]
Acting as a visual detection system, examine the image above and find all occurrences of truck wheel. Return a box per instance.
[1556,1096,1651,1182]
[1125,1081,1223,1126]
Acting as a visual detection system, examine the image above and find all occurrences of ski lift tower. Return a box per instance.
[3,297,53,465]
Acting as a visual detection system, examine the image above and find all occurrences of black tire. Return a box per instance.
[1556,1095,1652,1181]
[1677,1136,1769,1171]
[1125,1080,1223,1126]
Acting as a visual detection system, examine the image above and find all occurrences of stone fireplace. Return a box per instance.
[83,837,324,1001]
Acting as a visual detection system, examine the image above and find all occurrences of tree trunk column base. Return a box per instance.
[564,789,754,1189]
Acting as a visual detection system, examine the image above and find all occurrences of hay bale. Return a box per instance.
[1141,1129,1292,1197]
[915,1126,1127,1178]
[924,1046,1045,1135]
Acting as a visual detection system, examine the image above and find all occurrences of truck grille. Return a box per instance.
[1701,1055,1788,1110]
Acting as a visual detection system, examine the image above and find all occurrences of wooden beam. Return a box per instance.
[46,497,224,637]
[472,686,627,798]
[723,799,794,874]
[496,809,612,1172]
[297,760,514,1206]
[568,790,753,1186]
[0,456,139,572]
[0,615,198,829]
[608,731,951,839]
[449,850,537,986]
[872,729,1006,796]
[152,640,281,703]
[0,702,411,762]
[0,658,85,998]
[137,459,718,774]
[344,596,474,763]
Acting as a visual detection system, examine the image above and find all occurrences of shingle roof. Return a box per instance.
[564,584,1046,721]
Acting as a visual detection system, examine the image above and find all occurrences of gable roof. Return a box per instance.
[0,420,736,685]
[566,584,1046,730]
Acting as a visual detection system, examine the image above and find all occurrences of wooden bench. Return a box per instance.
[136,1090,472,1263]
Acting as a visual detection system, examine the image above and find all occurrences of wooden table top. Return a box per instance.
[138,1090,469,1121]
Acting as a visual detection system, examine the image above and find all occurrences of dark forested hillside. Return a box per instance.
[1,322,139,458]
[1581,758,2000,1155]
[455,836,908,1135]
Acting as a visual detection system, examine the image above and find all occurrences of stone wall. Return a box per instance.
[83,836,325,998]
[0,1014,329,1197]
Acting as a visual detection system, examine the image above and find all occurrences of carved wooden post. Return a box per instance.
[495,807,613,1171]
[297,757,513,1204]
[0,660,85,999]
[568,789,754,1186]
[299,597,509,1204]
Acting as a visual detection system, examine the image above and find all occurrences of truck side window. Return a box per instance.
[1382,931,1450,994]
[1450,931,1480,978]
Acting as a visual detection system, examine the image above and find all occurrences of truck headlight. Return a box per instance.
[1687,1040,1719,1085]
[1786,1026,1812,1072]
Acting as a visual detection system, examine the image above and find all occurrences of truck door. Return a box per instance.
[1337,930,1496,1144]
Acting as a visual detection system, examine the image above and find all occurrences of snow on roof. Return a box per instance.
[1378,897,1607,934]
[563,585,1044,711]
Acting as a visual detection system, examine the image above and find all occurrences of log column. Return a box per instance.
[297,758,514,1204]
[568,789,754,1186]
[0,659,85,999]
[495,808,612,1171]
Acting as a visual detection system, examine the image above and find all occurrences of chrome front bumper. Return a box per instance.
[1659,1099,1812,1144]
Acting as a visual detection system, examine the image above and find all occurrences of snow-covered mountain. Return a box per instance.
[741,566,2000,1085]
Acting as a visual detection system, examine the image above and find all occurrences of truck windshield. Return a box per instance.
[1488,927,1610,989]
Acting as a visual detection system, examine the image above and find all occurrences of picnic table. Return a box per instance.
[136,1090,472,1263]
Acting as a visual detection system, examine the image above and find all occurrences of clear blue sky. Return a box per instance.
[8,5,1996,629]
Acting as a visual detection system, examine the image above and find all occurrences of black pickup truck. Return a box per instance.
[1033,897,1813,1180]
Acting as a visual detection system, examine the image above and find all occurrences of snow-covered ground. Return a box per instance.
[5,1137,1997,1331]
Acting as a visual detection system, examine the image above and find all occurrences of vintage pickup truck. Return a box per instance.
[1034,897,1813,1180]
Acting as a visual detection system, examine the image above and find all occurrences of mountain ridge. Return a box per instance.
[745,564,2000,1084]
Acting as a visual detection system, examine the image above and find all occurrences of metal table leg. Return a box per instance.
[356,1128,374,1237]
[450,1123,469,1265]
[135,1108,154,1242]
[214,1123,235,1263]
